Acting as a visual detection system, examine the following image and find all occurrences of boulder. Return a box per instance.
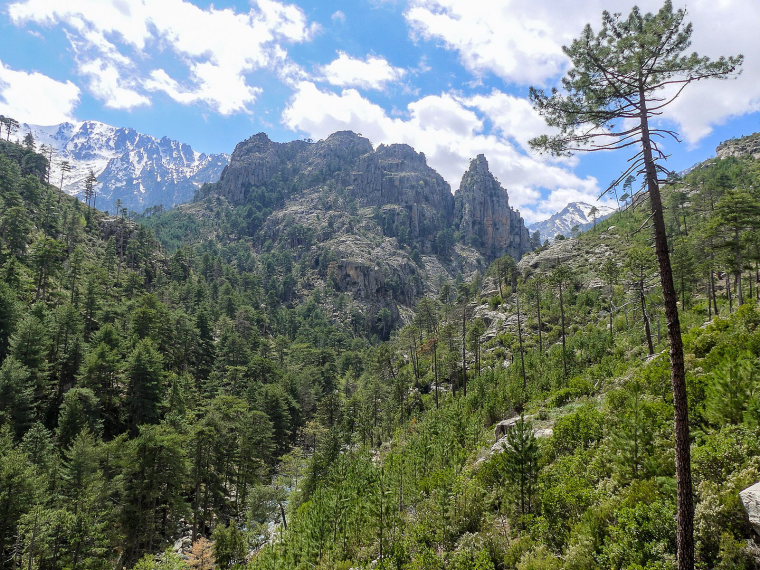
[494,415,521,438]
[740,482,760,536]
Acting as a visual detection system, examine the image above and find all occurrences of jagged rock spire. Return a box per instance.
[455,154,530,261]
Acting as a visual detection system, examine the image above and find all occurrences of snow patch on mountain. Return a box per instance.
[20,120,229,212]
[528,201,616,242]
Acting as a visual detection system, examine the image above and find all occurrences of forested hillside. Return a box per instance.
[141,133,536,338]
[3,134,760,570]
[242,144,760,569]
[0,140,370,568]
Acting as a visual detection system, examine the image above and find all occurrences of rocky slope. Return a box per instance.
[716,132,760,160]
[163,131,533,333]
[20,121,228,212]
[528,201,616,241]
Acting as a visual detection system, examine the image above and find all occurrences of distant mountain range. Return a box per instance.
[18,119,613,245]
[20,121,229,213]
[528,201,617,242]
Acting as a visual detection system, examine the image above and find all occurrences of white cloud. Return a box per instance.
[405,0,760,144]
[321,52,406,90]
[79,58,149,110]
[282,81,601,222]
[331,10,346,23]
[0,60,80,125]
[462,90,557,155]
[9,0,316,114]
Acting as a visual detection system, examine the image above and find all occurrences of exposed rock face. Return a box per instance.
[215,132,312,203]
[217,132,458,253]
[197,133,533,336]
[351,143,455,251]
[717,133,760,160]
[740,482,760,536]
[455,154,530,262]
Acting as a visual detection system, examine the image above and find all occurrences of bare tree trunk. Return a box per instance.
[639,285,655,356]
[433,341,439,409]
[609,282,615,343]
[461,305,467,397]
[279,501,288,530]
[559,281,567,379]
[536,280,544,353]
[748,269,754,301]
[639,97,693,570]
[726,273,733,313]
[736,271,744,306]
[516,287,527,390]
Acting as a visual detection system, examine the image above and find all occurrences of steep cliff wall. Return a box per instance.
[454,154,530,262]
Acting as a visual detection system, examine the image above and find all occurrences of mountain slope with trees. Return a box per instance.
[142,131,534,337]
[3,126,760,569]
[246,137,760,570]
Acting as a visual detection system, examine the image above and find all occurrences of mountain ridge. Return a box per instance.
[20,120,229,213]
[147,130,533,335]
[528,201,616,241]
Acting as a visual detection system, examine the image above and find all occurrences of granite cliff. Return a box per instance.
[156,131,532,335]
[716,132,760,160]
[455,154,529,262]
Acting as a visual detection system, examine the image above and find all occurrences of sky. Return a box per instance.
[0,0,759,223]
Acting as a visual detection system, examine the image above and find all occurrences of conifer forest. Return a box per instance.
[1,2,760,569]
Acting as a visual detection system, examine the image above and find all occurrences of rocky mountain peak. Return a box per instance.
[454,154,528,261]
[21,120,228,212]
[469,153,490,173]
[374,143,427,165]
[528,201,616,241]
[311,131,373,164]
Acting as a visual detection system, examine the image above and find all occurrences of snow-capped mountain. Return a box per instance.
[528,201,617,242]
[20,121,229,212]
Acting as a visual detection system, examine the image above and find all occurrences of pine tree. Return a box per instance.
[0,115,19,141]
[704,355,757,425]
[498,418,539,516]
[626,246,656,355]
[23,132,35,150]
[589,205,599,229]
[0,283,17,361]
[120,424,188,565]
[529,5,741,566]
[550,265,572,379]
[212,523,247,569]
[0,428,41,570]
[0,357,35,437]
[709,188,760,306]
[84,169,98,218]
[125,339,165,435]
[56,387,100,448]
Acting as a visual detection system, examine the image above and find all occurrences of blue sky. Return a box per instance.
[1,0,759,222]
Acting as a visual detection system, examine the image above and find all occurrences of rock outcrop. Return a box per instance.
[192,133,534,336]
[351,143,455,252]
[214,132,312,204]
[741,482,760,536]
[455,154,530,262]
[717,133,760,160]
